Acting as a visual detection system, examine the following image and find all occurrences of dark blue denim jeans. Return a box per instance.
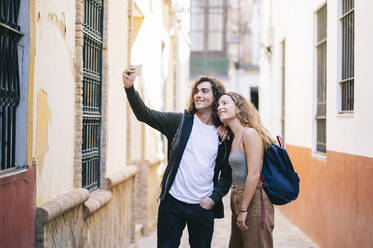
[157,193,215,248]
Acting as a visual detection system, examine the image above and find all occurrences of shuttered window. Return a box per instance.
[316,5,327,153]
[340,0,354,112]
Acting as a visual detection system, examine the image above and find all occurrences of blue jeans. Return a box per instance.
[157,193,215,248]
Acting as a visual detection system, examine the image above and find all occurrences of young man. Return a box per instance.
[122,66,232,248]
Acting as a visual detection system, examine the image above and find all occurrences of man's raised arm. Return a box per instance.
[122,66,181,137]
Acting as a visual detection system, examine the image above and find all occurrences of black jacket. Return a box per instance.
[125,86,232,218]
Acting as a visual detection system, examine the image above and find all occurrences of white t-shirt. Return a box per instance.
[169,114,219,204]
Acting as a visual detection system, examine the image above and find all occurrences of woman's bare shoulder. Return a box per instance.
[243,127,259,138]
[242,127,261,146]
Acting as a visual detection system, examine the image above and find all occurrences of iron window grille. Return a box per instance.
[340,0,354,112]
[316,4,327,153]
[82,0,103,191]
[0,0,23,170]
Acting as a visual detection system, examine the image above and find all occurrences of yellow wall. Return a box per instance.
[104,0,130,176]
[33,0,76,205]
[32,0,190,207]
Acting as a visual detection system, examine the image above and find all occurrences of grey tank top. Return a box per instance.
[228,134,263,186]
[229,148,248,186]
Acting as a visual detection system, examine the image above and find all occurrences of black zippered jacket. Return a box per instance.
[125,86,232,218]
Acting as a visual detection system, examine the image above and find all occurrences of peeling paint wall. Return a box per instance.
[35,90,51,176]
[32,0,189,206]
[28,0,191,245]
[34,0,76,205]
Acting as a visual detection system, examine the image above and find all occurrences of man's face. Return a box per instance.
[193,81,214,111]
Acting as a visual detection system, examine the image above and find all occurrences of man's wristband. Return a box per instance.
[240,209,247,212]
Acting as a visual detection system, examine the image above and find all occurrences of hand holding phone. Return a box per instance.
[122,65,141,88]
[131,64,142,77]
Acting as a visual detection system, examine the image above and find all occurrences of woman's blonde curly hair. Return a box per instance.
[222,92,276,149]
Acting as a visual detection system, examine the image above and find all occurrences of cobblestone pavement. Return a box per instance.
[137,192,318,248]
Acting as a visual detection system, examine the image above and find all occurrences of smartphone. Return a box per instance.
[131,65,142,77]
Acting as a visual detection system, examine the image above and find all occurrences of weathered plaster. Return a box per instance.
[36,174,136,248]
[35,90,51,176]
[47,12,66,40]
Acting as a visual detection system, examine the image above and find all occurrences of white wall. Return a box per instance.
[174,4,191,112]
[327,0,373,157]
[251,2,261,65]
[131,0,167,160]
[276,0,318,148]
[259,0,274,134]
[228,68,259,102]
[260,0,373,158]
[175,35,190,111]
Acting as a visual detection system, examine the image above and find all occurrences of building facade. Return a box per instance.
[0,0,189,247]
[259,0,373,247]
[0,0,36,246]
[227,0,262,108]
[189,0,262,106]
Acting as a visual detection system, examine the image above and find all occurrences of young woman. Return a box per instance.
[218,92,275,248]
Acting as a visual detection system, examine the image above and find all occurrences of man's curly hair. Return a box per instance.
[186,76,226,127]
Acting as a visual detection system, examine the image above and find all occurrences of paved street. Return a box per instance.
[137,192,318,248]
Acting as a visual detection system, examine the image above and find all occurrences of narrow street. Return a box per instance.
[2,0,371,247]
[137,192,318,248]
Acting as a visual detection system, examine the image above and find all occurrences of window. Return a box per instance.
[339,0,354,112]
[0,0,23,170]
[82,0,103,190]
[190,0,226,55]
[315,5,327,153]
[190,0,228,75]
[190,0,205,52]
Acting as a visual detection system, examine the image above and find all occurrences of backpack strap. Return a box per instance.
[277,135,285,148]
[240,128,266,227]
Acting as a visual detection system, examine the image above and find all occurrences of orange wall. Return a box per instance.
[278,145,373,248]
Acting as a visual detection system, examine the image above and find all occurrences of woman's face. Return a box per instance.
[218,95,237,123]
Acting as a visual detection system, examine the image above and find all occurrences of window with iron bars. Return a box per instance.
[82,0,103,191]
[315,4,327,154]
[0,0,23,170]
[339,0,354,112]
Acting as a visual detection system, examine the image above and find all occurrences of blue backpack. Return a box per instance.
[261,136,300,205]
